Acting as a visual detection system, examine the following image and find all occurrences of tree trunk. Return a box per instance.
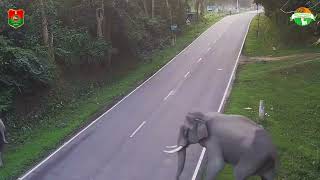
[195,0,199,17]
[165,0,172,24]
[39,0,49,46]
[96,0,105,38]
[257,13,260,38]
[49,33,55,61]
[104,7,112,41]
[151,0,155,18]
[142,0,149,17]
[200,0,204,16]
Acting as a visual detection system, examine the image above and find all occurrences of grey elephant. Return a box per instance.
[164,112,278,180]
[0,118,8,167]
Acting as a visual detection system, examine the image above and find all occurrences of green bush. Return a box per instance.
[0,36,52,90]
[0,36,52,113]
[54,28,111,64]
[0,88,14,113]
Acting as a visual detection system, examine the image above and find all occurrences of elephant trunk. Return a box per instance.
[176,147,186,180]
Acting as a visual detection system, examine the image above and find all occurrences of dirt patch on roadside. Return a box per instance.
[240,53,320,64]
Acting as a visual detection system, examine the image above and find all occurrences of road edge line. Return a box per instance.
[191,14,255,180]
[18,14,227,180]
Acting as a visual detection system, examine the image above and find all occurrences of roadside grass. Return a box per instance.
[243,13,281,57]
[216,14,320,180]
[0,13,225,180]
[218,57,320,180]
[243,14,319,57]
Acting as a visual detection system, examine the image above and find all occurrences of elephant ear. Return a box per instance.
[186,112,208,140]
[197,121,208,140]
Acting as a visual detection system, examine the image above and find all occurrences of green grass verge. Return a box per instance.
[216,14,320,180]
[218,57,320,180]
[243,13,280,57]
[0,13,225,180]
[243,14,319,57]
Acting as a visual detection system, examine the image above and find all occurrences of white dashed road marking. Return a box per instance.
[163,90,175,101]
[184,72,190,78]
[129,121,147,138]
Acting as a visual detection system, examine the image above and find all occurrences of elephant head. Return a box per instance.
[164,112,209,180]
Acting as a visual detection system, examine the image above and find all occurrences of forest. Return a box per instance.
[0,0,257,130]
[0,0,193,127]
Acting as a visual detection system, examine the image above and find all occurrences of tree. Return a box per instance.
[152,0,155,18]
[195,0,205,17]
[142,0,149,17]
[96,0,105,38]
[39,0,49,46]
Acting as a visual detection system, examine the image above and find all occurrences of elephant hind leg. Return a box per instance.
[235,157,276,180]
[260,168,276,180]
[233,156,264,180]
[233,165,251,180]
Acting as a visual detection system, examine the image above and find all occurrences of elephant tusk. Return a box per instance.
[163,146,183,154]
[165,145,178,149]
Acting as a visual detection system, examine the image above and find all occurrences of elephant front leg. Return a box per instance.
[203,146,225,180]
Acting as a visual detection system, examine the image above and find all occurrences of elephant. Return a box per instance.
[0,118,8,167]
[164,112,278,180]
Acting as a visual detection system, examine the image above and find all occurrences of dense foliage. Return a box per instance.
[0,0,188,119]
[254,0,320,44]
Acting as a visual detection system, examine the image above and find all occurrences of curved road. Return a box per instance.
[19,12,255,180]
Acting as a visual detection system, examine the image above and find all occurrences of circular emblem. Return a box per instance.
[291,7,315,26]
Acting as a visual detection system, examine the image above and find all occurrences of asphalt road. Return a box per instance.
[19,12,256,180]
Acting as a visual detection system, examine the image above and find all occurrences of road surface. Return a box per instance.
[20,12,255,180]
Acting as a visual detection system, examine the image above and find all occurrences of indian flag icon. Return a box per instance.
[290,7,315,26]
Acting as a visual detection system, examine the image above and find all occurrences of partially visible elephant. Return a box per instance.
[164,112,278,180]
[0,118,8,167]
